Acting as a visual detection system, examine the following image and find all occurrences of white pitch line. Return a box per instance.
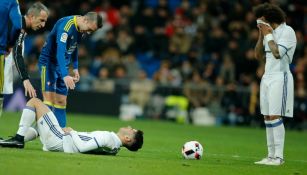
[207,153,307,163]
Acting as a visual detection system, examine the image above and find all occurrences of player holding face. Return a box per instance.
[38,12,103,127]
[0,98,144,154]
[253,3,297,166]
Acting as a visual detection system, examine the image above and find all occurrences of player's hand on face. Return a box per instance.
[73,69,80,83]
[63,76,75,90]
[259,23,273,35]
[256,25,263,37]
[23,79,37,98]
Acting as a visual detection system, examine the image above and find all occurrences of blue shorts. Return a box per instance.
[39,65,68,96]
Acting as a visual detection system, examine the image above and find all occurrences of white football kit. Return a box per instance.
[37,112,122,154]
[260,23,297,117]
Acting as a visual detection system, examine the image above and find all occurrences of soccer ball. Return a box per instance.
[181,141,203,160]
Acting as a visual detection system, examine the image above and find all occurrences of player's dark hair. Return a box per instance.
[84,12,103,29]
[27,2,49,16]
[253,3,286,24]
[126,130,144,152]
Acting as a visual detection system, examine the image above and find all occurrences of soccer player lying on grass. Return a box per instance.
[0,98,143,155]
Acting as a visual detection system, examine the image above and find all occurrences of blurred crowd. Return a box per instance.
[18,0,307,128]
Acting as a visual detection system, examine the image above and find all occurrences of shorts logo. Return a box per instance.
[40,121,44,125]
[60,33,68,43]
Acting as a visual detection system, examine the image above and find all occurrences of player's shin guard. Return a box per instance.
[17,106,36,137]
[264,120,275,158]
[54,105,66,127]
[271,118,285,159]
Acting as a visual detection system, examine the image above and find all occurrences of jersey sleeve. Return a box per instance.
[12,31,29,81]
[72,48,78,70]
[56,24,70,77]
[8,1,22,47]
[84,147,118,155]
[276,29,297,59]
[69,130,102,153]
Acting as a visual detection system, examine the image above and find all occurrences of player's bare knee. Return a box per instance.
[35,101,52,118]
[26,98,41,107]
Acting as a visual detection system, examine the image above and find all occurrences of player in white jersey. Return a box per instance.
[253,3,297,166]
[0,98,144,154]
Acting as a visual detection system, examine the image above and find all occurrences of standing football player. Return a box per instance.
[253,3,297,166]
[3,2,49,100]
[38,12,103,127]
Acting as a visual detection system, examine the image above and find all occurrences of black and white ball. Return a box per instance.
[181,141,203,160]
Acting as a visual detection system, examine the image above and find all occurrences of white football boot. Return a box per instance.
[254,157,274,165]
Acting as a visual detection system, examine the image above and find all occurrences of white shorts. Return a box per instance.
[37,111,64,151]
[260,72,294,117]
[2,52,14,94]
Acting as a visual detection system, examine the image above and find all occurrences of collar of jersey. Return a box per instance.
[111,132,122,147]
[274,22,285,33]
[22,16,29,33]
[73,16,80,32]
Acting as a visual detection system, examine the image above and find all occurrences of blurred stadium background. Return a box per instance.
[4,0,307,129]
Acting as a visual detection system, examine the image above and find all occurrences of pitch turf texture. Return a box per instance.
[0,112,306,175]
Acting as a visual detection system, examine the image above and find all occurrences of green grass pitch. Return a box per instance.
[0,112,307,175]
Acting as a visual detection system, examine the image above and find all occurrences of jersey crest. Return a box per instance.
[60,33,68,43]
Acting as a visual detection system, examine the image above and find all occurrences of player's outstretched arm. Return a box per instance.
[72,49,79,83]
[66,130,100,153]
[12,32,37,97]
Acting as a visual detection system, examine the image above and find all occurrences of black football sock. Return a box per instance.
[15,134,25,142]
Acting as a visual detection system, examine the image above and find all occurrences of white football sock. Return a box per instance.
[265,120,275,158]
[272,118,285,159]
[17,107,36,136]
[24,127,38,142]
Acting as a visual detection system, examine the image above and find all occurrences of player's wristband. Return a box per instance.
[265,34,274,43]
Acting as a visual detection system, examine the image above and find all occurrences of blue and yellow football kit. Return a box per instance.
[39,15,81,95]
[38,16,82,127]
